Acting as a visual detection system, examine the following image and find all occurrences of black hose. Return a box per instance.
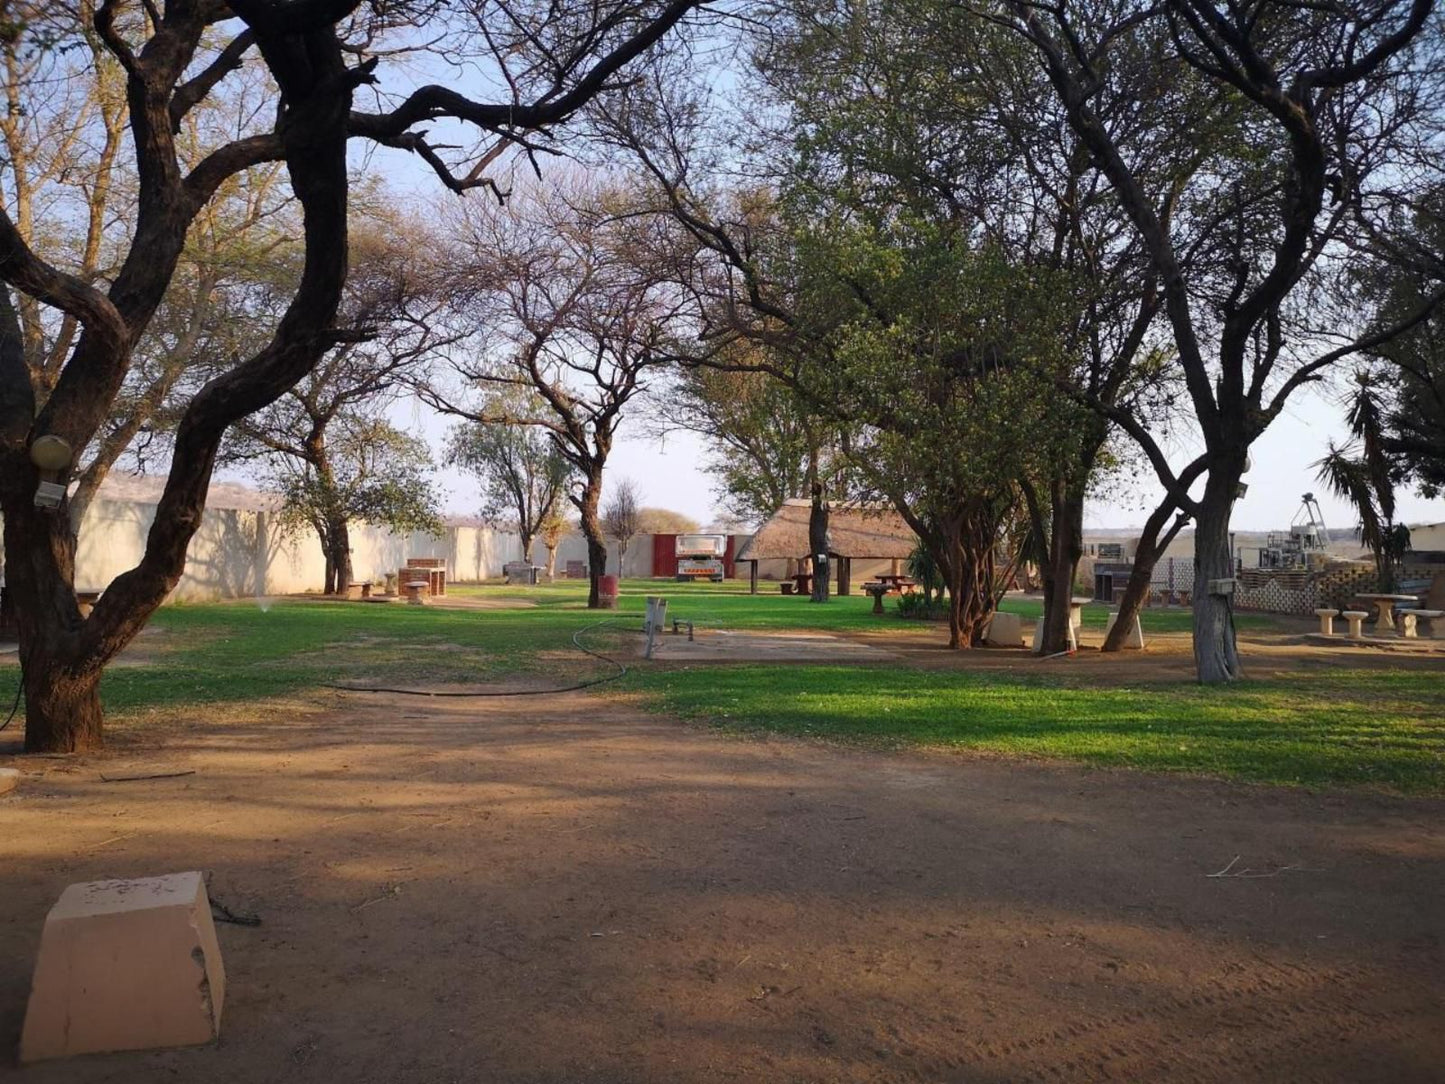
[324,617,629,698]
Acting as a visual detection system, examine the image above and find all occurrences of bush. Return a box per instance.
[896,591,948,620]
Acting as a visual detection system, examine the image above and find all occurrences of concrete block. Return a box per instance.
[21,871,225,1062]
[985,611,1023,647]
[0,767,19,795]
[1104,611,1146,649]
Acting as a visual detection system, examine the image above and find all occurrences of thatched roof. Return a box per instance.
[736,500,917,561]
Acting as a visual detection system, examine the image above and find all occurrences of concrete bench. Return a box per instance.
[1341,610,1369,639]
[1398,609,1442,639]
[1314,607,1339,636]
[985,610,1023,647]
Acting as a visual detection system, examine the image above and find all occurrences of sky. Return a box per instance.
[323,29,1445,538]
[402,378,1445,535]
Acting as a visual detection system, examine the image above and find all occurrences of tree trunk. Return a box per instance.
[544,543,558,581]
[1,473,110,752]
[22,664,104,754]
[576,472,607,608]
[1192,476,1243,683]
[0,17,358,753]
[808,483,829,603]
[332,517,353,594]
[1036,486,1084,655]
[1102,504,1188,652]
[520,531,534,564]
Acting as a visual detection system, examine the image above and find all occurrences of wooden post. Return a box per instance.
[891,557,901,576]
[749,560,758,595]
[837,556,851,596]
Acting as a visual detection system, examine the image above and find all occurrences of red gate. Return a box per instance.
[652,533,678,577]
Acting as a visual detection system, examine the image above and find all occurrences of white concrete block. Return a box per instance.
[1104,611,1146,649]
[21,871,225,1062]
[0,767,19,795]
[985,611,1023,647]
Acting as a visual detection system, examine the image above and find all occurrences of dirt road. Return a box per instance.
[2,689,1441,1082]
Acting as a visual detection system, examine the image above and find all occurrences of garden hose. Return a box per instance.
[324,616,629,698]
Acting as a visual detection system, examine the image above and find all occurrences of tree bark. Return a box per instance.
[1101,503,1188,652]
[1192,475,1244,682]
[330,516,352,594]
[21,664,103,754]
[1035,484,1085,655]
[576,470,607,608]
[808,482,829,603]
[544,543,558,580]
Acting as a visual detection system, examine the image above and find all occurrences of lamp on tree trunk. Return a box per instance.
[30,437,73,510]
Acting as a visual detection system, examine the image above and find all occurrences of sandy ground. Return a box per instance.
[2,682,1443,1082]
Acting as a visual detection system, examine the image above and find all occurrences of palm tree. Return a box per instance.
[1315,374,1410,591]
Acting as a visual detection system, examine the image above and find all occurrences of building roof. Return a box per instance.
[736,499,917,561]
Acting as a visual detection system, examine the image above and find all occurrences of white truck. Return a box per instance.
[675,533,727,582]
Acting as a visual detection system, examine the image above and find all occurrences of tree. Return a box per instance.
[447,405,573,563]
[269,416,444,589]
[1315,375,1411,591]
[637,507,700,534]
[0,0,706,751]
[227,214,450,593]
[602,476,642,574]
[1356,187,1445,498]
[602,3,1166,638]
[1004,0,1442,681]
[425,179,685,607]
[537,499,572,580]
[661,346,837,527]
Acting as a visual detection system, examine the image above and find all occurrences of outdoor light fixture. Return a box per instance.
[29,435,73,510]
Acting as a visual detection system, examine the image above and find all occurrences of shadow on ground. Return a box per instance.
[1,688,1442,1082]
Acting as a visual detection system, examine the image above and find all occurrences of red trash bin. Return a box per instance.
[598,574,619,609]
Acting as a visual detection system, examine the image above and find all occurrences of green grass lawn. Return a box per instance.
[3,579,1438,794]
[634,664,1445,794]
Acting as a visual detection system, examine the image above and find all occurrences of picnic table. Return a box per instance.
[791,572,813,596]
[877,574,917,594]
[1354,593,1418,631]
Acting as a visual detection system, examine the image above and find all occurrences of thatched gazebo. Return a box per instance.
[735,499,917,594]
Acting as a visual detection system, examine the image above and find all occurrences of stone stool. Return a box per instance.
[1341,610,1369,639]
[21,872,225,1062]
[404,581,427,605]
[1314,607,1339,636]
[1104,610,1145,649]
